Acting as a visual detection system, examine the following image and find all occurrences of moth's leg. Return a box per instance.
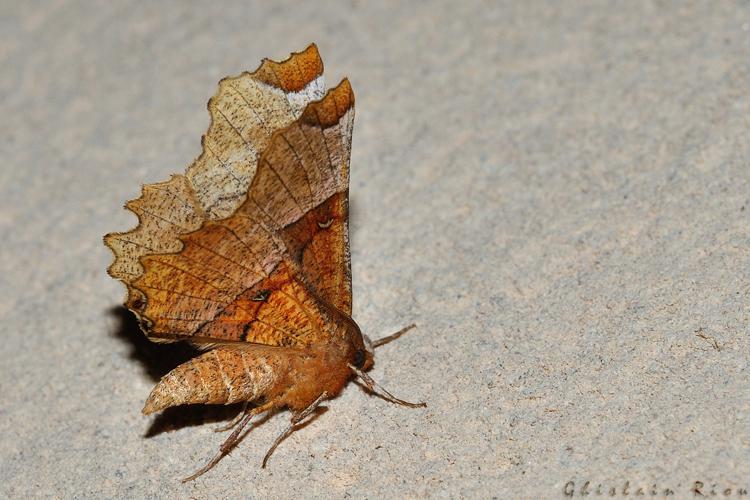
[182,401,276,482]
[261,391,328,468]
[348,363,426,408]
[372,323,417,348]
[214,401,249,432]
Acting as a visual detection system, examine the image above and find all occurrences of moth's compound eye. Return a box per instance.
[354,349,366,368]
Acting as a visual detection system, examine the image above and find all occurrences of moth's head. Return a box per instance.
[345,319,374,371]
[354,333,375,371]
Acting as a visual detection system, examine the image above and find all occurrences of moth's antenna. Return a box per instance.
[348,363,426,408]
[372,323,416,348]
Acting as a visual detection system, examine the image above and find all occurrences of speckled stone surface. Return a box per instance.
[2,1,749,498]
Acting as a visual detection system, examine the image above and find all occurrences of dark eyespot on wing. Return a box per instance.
[241,322,252,341]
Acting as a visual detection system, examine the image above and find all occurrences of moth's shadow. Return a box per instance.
[110,306,196,382]
[109,306,242,436]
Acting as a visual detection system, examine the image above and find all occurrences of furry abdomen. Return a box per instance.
[142,345,353,415]
[142,348,283,414]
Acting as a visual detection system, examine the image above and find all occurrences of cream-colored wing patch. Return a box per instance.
[126,81,356,343]
[188,55,326,219]
[105,44,324,298]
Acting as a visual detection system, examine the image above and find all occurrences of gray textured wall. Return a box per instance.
[1,1,748,498]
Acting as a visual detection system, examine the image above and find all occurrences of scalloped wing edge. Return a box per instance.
[122,79,355,344]
[104,44,327,325]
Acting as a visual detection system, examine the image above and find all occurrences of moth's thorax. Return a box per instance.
[325,310,371,369]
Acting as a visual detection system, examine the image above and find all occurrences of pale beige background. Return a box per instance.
[1,1,749,498]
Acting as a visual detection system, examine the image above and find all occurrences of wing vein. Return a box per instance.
[212,223,269,278]
[217,107,252,148]
[136,207,194,232]
[227,83,273,136]
[204,138,243,186]
[264,158,305,215]
[108,236,158,252]
[147,185,197,213]
[280,132,314,207]
[278,287,324,340]
[145,257,232,297]
[176,248,245,288]
[138,284,230,304]
[312,107,335,177]
[234,211,287,259]
[187,238,264,279]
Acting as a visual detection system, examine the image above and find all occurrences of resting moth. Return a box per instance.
[104,44,424,481]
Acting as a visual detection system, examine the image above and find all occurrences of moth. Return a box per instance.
[104,44,424,481]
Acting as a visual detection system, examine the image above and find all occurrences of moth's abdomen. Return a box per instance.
[142,348,282,415]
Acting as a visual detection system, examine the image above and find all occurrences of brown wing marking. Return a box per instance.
[253,44,324,93]
[132,213,283,337]
[141,259,334,348]
[279,191,352,315]
[187,43,325,219]
[104,45,325,303]
[242,79,355,314]
[130,79,355,345]
[195,261,333,346]
[104,175,204,282]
